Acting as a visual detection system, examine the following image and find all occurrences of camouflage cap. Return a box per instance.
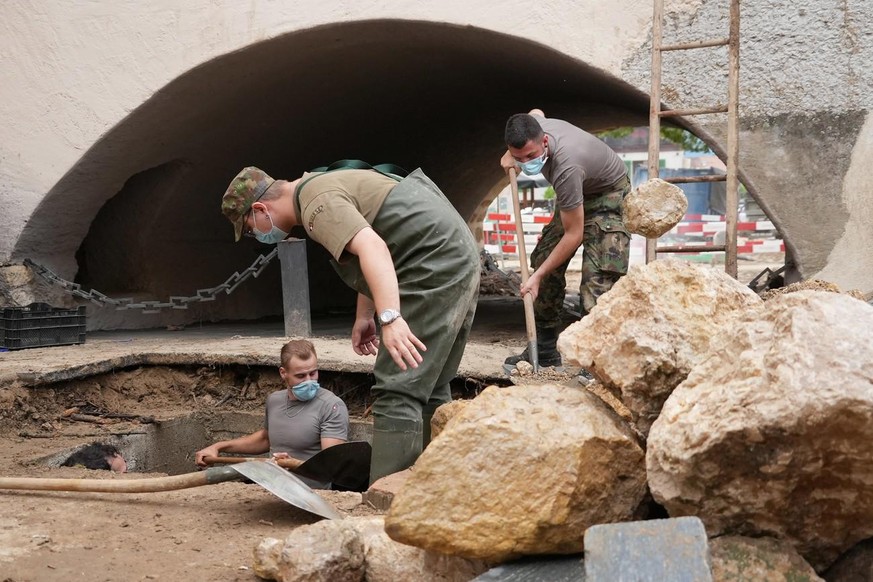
[220,166,275,241]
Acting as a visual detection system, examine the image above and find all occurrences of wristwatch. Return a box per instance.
[378,309,402,326]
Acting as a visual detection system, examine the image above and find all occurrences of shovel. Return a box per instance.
[203,441,372,492]
[508,167,539,373]
[0,461,342,521]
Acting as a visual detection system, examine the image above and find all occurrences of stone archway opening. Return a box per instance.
[15,20,662,330]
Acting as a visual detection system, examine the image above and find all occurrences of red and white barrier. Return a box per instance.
[483,213,783,260]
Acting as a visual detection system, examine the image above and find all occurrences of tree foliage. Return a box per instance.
[598,127,710,153]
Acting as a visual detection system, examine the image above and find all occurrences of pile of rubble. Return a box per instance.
[252,259,873,581]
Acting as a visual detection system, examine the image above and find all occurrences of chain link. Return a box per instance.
[23,248,278,314]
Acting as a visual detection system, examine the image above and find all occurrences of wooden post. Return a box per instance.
[646,0,665,264]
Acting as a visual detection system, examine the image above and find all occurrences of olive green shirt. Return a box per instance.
[295,170,397,261]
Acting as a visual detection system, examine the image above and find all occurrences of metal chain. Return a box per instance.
[23,249,278,314]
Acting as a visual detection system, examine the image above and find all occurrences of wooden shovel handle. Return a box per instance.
[509,168,539,371]
[202,455,303,470]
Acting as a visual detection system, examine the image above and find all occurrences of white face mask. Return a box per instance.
[252,208,289,244]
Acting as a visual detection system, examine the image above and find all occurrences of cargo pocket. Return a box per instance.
[585,216,631,277]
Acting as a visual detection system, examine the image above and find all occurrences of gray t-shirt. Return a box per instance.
[535,115,628,211]
[264,388,349,461]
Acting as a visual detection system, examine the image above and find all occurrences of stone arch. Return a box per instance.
[13,19,724,328]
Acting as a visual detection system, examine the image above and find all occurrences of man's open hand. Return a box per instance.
[381,318,426,371]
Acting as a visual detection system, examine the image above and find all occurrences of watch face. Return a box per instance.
[380,310,398,324]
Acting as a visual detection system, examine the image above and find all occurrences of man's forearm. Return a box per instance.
[218,430,270,455]
[356,293,375,320]
[535,231,584,278]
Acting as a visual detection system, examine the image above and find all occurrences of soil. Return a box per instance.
[0,257,789,581]
[0,367,387,582]
[0,297,528,582]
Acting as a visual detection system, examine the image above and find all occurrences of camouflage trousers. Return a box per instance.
[531,175,631,327]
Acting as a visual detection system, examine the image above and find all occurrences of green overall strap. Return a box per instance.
[295,160,409,217]
[309,159,409,181]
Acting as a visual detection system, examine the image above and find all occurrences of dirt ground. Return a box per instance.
[0,258,784,581]
[0,295,531,582]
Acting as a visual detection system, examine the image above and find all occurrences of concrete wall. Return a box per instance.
[1,0,870,329]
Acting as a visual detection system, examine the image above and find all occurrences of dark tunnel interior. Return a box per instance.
[15,19,655,329]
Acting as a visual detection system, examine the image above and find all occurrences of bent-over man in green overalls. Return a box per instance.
[220,165,480,484]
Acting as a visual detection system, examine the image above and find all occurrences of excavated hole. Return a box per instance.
[15,364,509,475]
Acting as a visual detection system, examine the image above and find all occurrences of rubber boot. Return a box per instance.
[369,417,423,486]
[504,325,562,368]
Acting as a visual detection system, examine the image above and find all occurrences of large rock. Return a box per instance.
[621,178,688,238]
[557,259,760,435]
[824,537,873,582]
[0,264,74,308]
[384,384,647,563]
[252,517,485,582]
[252,519,365,582]
[354,517,487,581]
[431,400,470,440]
[647,291,873,571]
[710,536,822,581]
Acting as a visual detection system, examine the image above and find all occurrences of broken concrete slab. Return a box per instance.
[473,555,584,581]
[583,516,712,582]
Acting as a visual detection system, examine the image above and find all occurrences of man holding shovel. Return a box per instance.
[500,109,631,369]
[194,339,349,489]
[219,164,479,485]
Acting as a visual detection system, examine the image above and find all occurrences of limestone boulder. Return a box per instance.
[710,536,822,581]
[355,517,487,581]
[252,519,365,582]
[824,538,873,582]
[0,264,74,308]
[557,259,760,435]
[621,178,688,238]
[384,384,647,563]
[647,291,873,571]
[431,400,471,440]
[252,517,485,582]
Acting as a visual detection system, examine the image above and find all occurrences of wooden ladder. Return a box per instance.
[646,0,741,278]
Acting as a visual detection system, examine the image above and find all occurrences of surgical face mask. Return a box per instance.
[519,149,548,176]
[253,209,289,245]
[291,380,319,402]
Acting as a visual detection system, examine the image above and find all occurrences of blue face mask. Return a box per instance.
[253,210,289,245]
[518,149,548,176]
[291,380,319,402]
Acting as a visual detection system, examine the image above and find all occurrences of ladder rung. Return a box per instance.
[659,105,728,117]
[663,174,727,184]
[659,38,730,51]
[656,244,727,253]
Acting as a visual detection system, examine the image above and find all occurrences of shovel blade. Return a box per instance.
[294,441,371,492]
[230,461,343,520]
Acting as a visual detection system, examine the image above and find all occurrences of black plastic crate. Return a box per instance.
[0,303,86,350]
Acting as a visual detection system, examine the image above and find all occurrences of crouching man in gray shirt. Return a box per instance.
[194,339,349,488]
